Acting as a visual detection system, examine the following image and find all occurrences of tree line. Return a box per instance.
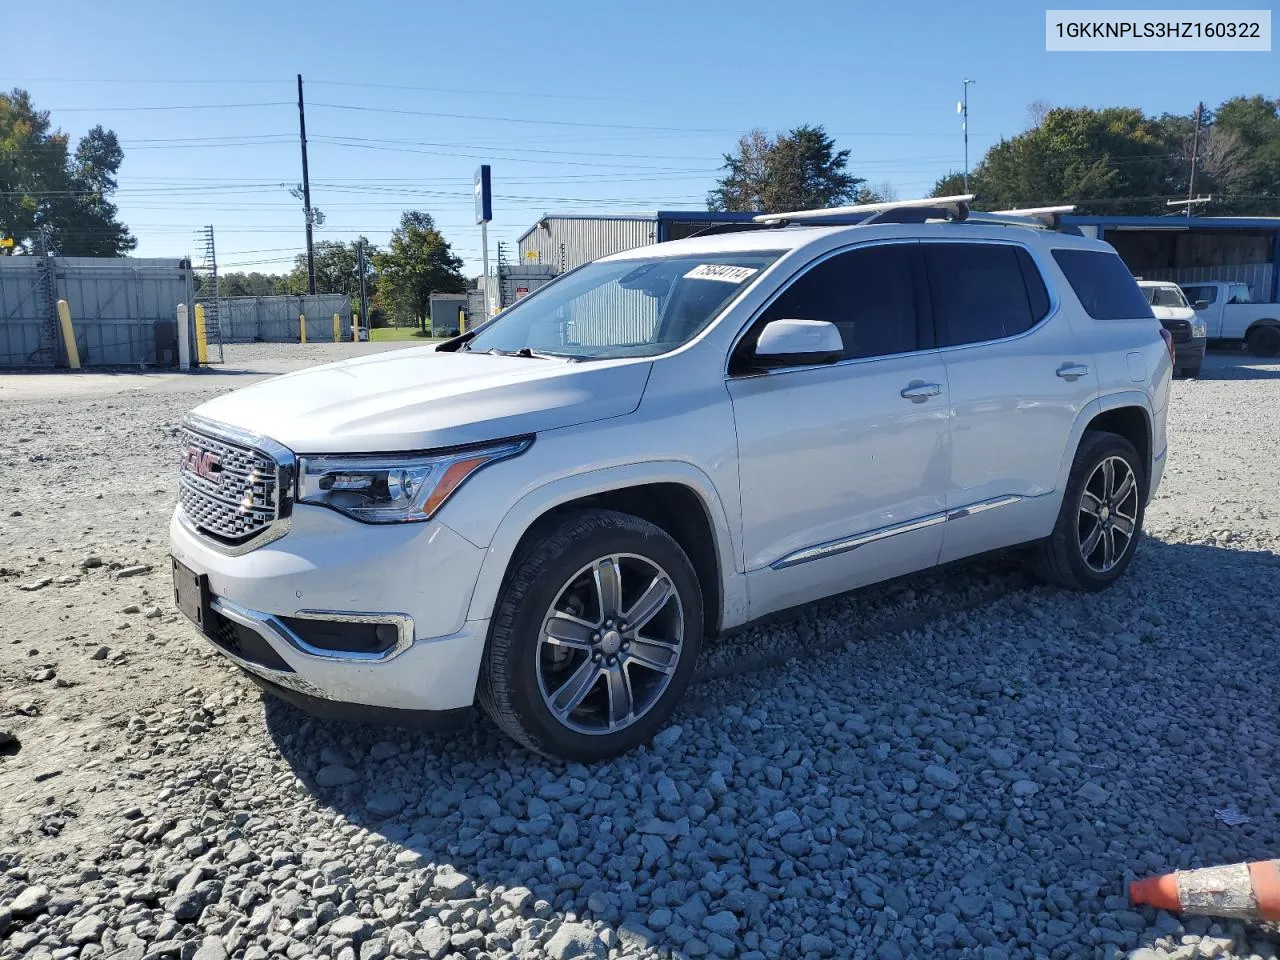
[710,96,1280,216]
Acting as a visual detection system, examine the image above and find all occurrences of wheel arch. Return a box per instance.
[1057,393,1154,498]
[464,462,745,637]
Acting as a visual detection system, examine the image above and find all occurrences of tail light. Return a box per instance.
[1159,327,1176,366]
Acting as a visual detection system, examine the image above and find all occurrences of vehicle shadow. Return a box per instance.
[1198,352,1280,380]
[260,535,1280,956]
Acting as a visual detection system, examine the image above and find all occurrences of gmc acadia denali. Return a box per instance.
[170,197,1171,761]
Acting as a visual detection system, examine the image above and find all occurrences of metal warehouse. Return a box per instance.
[516,210,1280,304]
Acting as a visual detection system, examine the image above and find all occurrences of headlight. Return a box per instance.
[297,438,531,523]
[1191,321,1207,339]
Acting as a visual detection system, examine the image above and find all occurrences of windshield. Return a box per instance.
[465,252,781,359]
[1142,285,1189,308]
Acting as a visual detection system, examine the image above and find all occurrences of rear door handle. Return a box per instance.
[900,381,942,402]
[1056,363,1089,381]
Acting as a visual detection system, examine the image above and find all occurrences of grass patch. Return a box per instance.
[369,327,446,343]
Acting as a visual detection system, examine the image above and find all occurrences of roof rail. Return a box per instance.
[987,205,1077,228]
[753,194,974,225]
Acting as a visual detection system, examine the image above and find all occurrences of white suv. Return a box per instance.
[170,199,1172,760]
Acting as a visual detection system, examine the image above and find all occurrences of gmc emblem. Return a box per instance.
[182,446,222,484]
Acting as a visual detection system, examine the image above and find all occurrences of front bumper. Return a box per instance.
[1176,338,1207,368]
[170,504,491,713]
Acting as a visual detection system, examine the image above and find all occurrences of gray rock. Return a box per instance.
[431,868,474,900]
[986,747,1015,769]
[1012,780,1040,796]
[1076,782,1109,805]
[653,725,683,749]
[10,884,50,916]
[192,937,228,960]
[69,914,107,944]
[330,916,374,945]
[368,741,400,760]
[702,911,739,935]
[923,764,959,789]
[364,789,403,816]
[801,933,836,956]
[315,765,359,787]
[416,923,451,960]
[545,922,604,960]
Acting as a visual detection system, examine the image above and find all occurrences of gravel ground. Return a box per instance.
[1,345,1278,960]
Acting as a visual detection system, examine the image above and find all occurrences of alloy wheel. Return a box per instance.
[1077,455,1139,573]
[536,553,685,735]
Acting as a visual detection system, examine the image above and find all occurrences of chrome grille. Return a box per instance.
[178,424,284,548]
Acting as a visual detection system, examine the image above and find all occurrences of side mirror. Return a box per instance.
[753,318,843,365]
[1194,300,1209,310]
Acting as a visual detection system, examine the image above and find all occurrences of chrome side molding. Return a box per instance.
[771,495,1025,570]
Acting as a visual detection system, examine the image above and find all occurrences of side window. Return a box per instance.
[1228,284,1252,304]
[922,243,1045,347]
[1183,285,1216,306]
[758,244,919,360]
[1051,249,1155,321]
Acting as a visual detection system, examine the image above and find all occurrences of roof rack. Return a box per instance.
[986,205,1077,229]
[753,194,974,226]
[684,198,1082,240]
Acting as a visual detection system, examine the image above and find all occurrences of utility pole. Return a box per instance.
[357,239,369,331]
[297,74,316,295]
[960,79,975,194]
[1186,101,1204,219]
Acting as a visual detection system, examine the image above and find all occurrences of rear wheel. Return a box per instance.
[1247,325,1280,358]
[1030,431,1145,591]
[478,509,703,761]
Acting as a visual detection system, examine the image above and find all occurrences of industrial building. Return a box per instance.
[517,210,1280,304]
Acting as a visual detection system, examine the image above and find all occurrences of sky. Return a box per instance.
[3,0,1277,277]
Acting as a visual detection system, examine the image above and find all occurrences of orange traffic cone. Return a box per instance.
[1130,860,1280,922]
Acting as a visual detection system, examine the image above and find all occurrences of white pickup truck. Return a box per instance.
[1178,280,1280,357]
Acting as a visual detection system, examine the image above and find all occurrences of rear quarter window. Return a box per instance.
[1051,249,1155,321]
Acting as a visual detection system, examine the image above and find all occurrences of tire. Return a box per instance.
[1030,431,1145,591]
[477,508,703,761]
[1246,325,1280,358]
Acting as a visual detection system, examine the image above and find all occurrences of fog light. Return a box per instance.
[278,616,405,655]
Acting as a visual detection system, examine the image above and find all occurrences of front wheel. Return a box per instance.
[1030,431,1145,591]
[478,509,703,761]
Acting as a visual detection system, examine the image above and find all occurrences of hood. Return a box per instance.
[1150,305,1195,322]
[191,346,653,453]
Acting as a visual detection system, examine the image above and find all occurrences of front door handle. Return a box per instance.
[900,381,942,402]
[1057,363,1089,381]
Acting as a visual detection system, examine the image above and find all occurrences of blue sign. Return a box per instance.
[474,165,492,225]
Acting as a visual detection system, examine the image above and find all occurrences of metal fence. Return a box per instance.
[215,294,352,343]
[0,256,195,368]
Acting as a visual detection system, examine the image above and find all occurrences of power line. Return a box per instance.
[46,101,292,112]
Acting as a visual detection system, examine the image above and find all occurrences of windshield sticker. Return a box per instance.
[683,264,759,284]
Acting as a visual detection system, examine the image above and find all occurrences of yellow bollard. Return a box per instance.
[459,310,467,334]
[352,313,359,342]
[194,304,209,364]
[56,299,81,370]
[332,312,341,343]
[299,313,307,344]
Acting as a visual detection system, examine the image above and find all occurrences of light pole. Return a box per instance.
[959,78,975,193]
